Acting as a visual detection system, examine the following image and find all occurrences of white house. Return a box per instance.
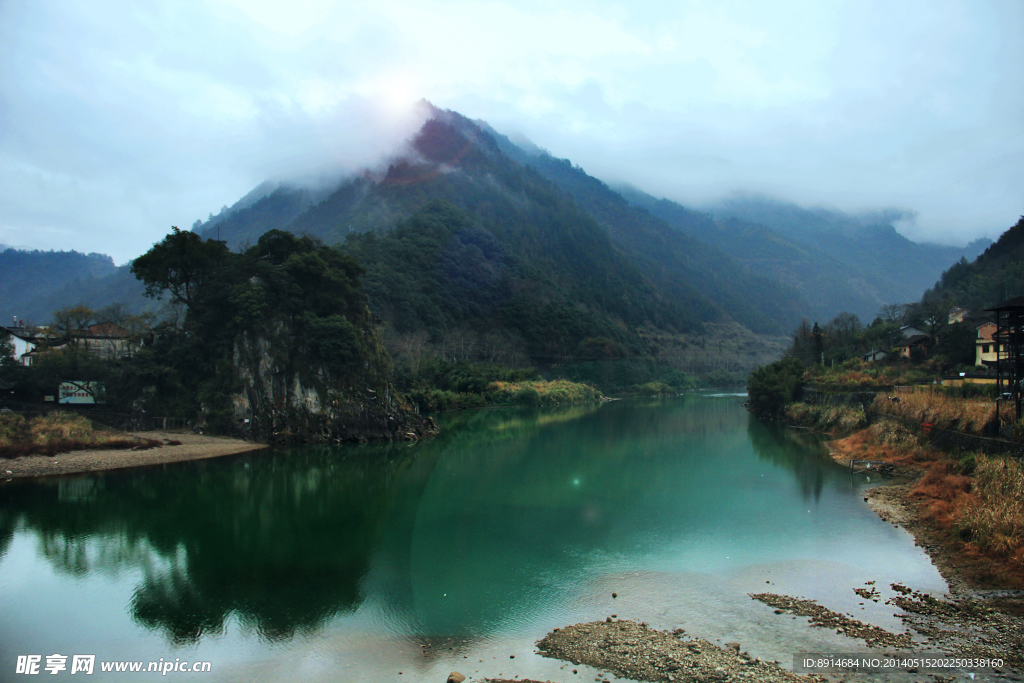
[2,327,36,366]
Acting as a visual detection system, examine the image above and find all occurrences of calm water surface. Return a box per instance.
[0,396,945,682]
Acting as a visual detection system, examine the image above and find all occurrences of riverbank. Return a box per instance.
[827,425,1024,590]
[497,415,1024,683]
[2,430,267,479]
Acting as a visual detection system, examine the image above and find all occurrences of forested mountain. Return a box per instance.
[486,143,806,335]
[483,120,986,325]
[197,111,726,367]
[4,103,991,361]
[694,194,989,319]
[928,214,1024,309]
[195,107,807,341]
[0,249,129,323]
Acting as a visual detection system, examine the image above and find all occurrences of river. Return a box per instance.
[0,395,945,681]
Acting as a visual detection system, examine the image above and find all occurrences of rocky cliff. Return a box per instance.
[230,331,437,444]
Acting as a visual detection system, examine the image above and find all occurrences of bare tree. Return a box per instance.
[159,299,187,331]
[825,312,863,345]
[399,330,430,373]
[879,303,904,324]
[445,327,479,362]
[51,304,95,352]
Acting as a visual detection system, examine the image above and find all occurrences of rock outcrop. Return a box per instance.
[230,331,437,444]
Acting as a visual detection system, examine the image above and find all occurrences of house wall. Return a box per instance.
[5,334,34,366]
[975,323,1000,367]
[976,341,999,366]
[942,376,998,386]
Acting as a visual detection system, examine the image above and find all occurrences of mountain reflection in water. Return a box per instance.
[1,397,888,650]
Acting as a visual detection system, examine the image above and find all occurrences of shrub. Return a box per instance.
[1,410,159,458]
[515,386,541,406]
[486,379,601,407]
[31,411,93,443]
[0,412,31,445]
[748,357,804,418]
[635,381,674,396]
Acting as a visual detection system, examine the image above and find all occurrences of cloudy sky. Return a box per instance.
[1,0,1021,264]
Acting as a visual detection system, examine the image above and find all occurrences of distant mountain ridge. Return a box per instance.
[0,249,127,323]
[1,102,994,340]
[928,214,1024,310]
[609,189,988,323]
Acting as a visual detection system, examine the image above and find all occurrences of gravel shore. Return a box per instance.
[535,620,823,683]
[509,449,1024,683]
[2,430,267,479]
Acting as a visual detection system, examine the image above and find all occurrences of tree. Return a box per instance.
[935,321,976,367]
[747,357,804,418]
[0,330,22,395]
[787,320,817,366]
[130,227,230,308]
[51,304,95,352]
[920,295,952,344]
[96,302,153,359]
[879,303,904,324]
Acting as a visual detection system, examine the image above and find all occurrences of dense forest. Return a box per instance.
[3,229,435,441]
[926,214,1024,310]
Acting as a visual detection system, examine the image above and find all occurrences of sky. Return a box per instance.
[0,0,1021,264]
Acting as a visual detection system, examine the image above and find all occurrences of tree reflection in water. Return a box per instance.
[746,416,851,502]
[1,399,862,647]
[1,444,423,644]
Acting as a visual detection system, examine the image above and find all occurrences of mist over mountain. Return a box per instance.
[2,103,999,350]
[192,107,811,342]
[197,110,724,367]
[607,190,989,324]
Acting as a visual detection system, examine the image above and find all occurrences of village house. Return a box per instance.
[975,321,999,367]
[78,322,138,359]
[895,334,929,359]
[21,322,138,363]
[899,325,927,339]
[861,349,889,362]
[1,326,40,366]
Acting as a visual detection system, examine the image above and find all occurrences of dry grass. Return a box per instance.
[870,419,919,450]
[0,411,159,459]
[873,390,999,436]
[30,411,94,441]
[486,379,602,405]
[785,403,866,434]
[954,456,1024,566]
[911,460,974,527]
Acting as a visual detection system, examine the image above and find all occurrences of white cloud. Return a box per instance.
[0,0,1020,261]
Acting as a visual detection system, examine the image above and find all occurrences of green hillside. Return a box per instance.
[618,188,891,323]
[928,214,1024,309]
[197,108,807,339]
[701,194,989,318]
[0,249,122,323]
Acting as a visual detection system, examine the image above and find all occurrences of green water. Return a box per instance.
[0,396,944,682]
